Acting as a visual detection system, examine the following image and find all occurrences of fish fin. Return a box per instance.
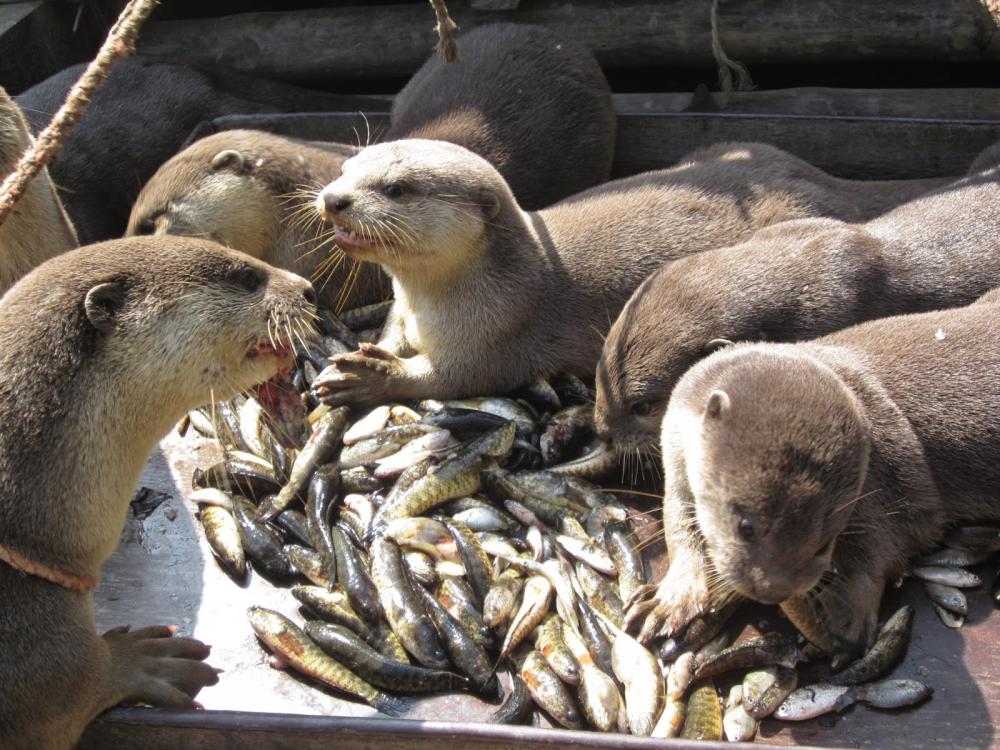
[373,693,412,717]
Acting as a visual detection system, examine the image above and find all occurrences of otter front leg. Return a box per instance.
[98,624,219,710]
[630,545,713,644]
[313,344,435,406]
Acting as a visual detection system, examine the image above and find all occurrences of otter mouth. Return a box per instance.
[246,341,294,360]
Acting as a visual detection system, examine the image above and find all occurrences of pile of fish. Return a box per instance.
[909,526,1000,627]
[180,301,942,740]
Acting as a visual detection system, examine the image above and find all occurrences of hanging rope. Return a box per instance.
[429,0,460,63]
[710,0,753,95]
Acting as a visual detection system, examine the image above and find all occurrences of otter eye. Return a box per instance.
[226,265,263,292]
[630,400,655,417]
[137,218,156,235]
[737,517,756,542]
[382,184,404,199]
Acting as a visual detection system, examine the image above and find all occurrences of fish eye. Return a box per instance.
[382,183,404,199]
[737,517,756,542]
[225,264,263,292]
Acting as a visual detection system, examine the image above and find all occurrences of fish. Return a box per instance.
[911,566,982,588]
[438,516,495,605]
[231,495,291,579]
[826,605,914,686]
[331,525,383,624]
[746,665,798,719]
[535,614,580,685]
[305,463,340,587]
[483,569,524,628]
[437,577,493,647]
[845,678,932,710]
[368,537,449,669]
[694,633,799,681]
[344,405,392,445]
[774,684,852,721]
[290,584,372,642]
[608,621,663,736]
[304,621,467,693]
[680,680,722,740]
[540,404,593,466]
[489,674,534,725]
[915,547,997,567]
[603,520,645,603]
[284,544,332,588]
[247,606,405,715]
[258,406,349,520]
[517,649,583,730]
[500,575,553,659]
[723,685,757,742]
[561,624,622,732]
[198,504,246,579]
[416,585,496,695]
[193,456,282,501]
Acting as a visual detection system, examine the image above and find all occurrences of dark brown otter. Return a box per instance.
[636,288,1000,656]
[0,236,315,749]
[595,152,995,453]
[387,22,616,210]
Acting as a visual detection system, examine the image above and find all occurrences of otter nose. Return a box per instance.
[324,193,352,213]
[302,284,317,306]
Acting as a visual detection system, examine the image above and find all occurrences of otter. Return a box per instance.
[386,22,616,210]
[634,289,1000,656]
[0,87,77,296]
[16,57,389,244]
[309,139,955,405]
[126,23,615,309]
[126,130,389,311]
[595,150,1000,453]
[0,236,315,749]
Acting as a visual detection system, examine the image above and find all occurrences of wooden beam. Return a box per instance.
[190,111,1000,181]
[614,88,1000,120]
[136,0,1000,82]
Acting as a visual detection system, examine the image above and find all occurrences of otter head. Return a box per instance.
[2,236,316,426]
[670,346,871,605]
[315,139,513,278]
[127,132,281,261]
[595,266,730,453]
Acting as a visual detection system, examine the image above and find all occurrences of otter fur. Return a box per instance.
[636,288,1000,656]
[310,139,954,405]
[0,236,315,749]
[0,87,77,295]
[387,22,616,210]
[127,130,388,310]
[595,147,999,452]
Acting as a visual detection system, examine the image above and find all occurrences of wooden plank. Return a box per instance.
[614,88,1000,120]
[611,113,1000,179]
[136,0,1000,82]
[190,111,1000,180]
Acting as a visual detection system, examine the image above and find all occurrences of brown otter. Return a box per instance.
[309,139,954,405]
[0,236,315,749]
[595,153,999,453]
[0,87,77,296]
[635,289,1000,655]
[386,22,616,210]
[16,57,389,244]
[126,130,389,310]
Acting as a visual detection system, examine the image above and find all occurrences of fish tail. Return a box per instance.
[372,692,411,718]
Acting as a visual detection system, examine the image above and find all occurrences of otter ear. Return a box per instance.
[704,389,731,420]
[211,149,247,173]
[703,338,733,355]
[84,281,126,333]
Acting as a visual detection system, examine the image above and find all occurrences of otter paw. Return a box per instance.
[635,571,710,644]
[104,625,220,708]
[312,345,402,405]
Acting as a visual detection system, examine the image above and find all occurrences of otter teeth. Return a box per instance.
[247,342,292,359]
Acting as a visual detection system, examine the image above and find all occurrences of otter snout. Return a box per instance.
[323,193,352,215]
